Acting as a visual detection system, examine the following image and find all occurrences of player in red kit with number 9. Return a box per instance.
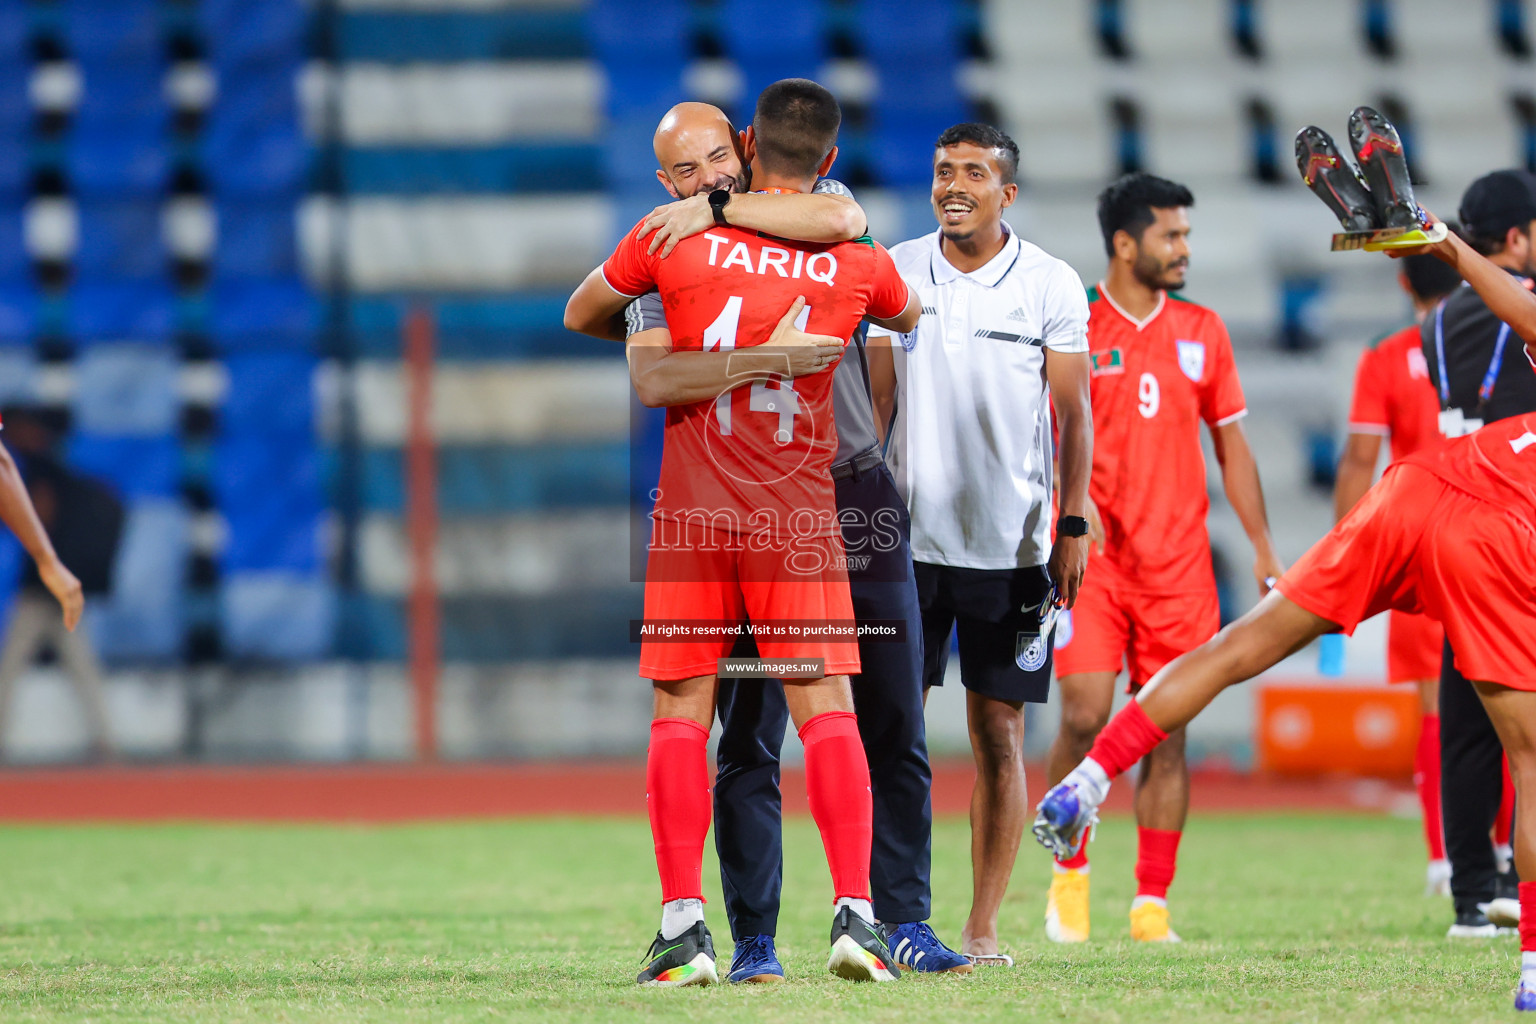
[1045,173,1282,944]
[567,79,920,986]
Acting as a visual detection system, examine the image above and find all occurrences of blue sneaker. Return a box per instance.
[727,934,784,984]
[880,921,973,974]
[1517,979,1536,1012]
[1032,780,1100,861]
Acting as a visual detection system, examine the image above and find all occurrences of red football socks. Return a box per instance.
[1086,700,1169,780]
[646,717,711,904]
[1521,882,1536,953]
[1056,842,1090,871]
[1414,714,1445,861]
[800,710,873,903]
[1497,755,1515,849]
[1135,827,1182,900]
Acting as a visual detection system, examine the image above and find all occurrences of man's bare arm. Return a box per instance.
[1211,419,1284,594]
[0,442,81,630]
[628,296,845,408]
[1333,432,1383,523]
[642,192,867,258]
[865,330,896,443]
[1400,225,1536,346]
[563,266,632,341]
[1044,349,1093,607]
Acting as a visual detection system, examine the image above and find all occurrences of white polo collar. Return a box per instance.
[1096,279,1166,331]
[929,227,1022,288]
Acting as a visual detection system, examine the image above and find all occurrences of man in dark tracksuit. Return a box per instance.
[1421,170,1536,936]
[625,198,969,977]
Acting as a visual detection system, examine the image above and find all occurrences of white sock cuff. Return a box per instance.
[660,897,705,940]
[835,897,875,925]
[1131,895,1167,910]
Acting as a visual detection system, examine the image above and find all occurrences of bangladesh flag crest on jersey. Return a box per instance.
[1089,348,1124,376]
[1176,339,1206,381]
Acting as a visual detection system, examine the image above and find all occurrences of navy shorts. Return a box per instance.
[915,561,1055,704]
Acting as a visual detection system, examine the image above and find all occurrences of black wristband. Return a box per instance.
[1057,515,1089,538]
[708,188,731,227]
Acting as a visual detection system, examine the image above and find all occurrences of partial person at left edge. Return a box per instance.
[0,406,92,758]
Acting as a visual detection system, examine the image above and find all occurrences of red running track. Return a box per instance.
[0,760,1411,823]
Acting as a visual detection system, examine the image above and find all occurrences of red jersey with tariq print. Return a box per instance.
[1082,283,1248,592]
[602,213,910,539]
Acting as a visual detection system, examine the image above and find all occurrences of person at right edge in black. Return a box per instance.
[1422,169,1536,937]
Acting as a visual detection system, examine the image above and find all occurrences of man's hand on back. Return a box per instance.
[643,195,714,258]
[763,296,845,378]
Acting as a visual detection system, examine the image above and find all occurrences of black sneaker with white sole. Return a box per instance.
[1484,869,1522,929]
[827,907,900,982]
[637,920,719,987]
[1295,125,1378,231]
[1447,907,1501,938]
[1347,105,1423,230]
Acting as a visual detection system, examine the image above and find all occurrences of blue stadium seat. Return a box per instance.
[70,66,169,198]
[205,122,308,197]
[0,61,26,156]
[75,201,167,280]
[852,0,958,57]
[0,206,26,284]
[216,200,299,278]
[0,284,36,346]
[222,352,316,438]
[201,0,309,70]
[210,278,316,351]
[215,434,322,572]
[72,342,179,437]
[221,572,334,661]
[66,0,164,64]
[88,498,187,663]
[66,433,181,499]
[721,0,827,99]
[74,64,167,127]
[586,0,690,63]
[67,128,170,199]
[341,9,587,62]
[70,280,175,343]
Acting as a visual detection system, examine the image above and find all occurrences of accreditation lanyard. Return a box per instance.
[1434,303,1510,414]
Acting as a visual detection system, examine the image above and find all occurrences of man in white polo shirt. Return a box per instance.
[868,123,1093,964]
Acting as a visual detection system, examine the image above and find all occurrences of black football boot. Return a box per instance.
[1348,105,1423,229]
[1295,125,1378,231]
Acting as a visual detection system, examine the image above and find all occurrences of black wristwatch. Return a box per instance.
[708,188,731,226]
[1057,515,1089,538]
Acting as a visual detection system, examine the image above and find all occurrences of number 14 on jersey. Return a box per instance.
[704,294,806,446]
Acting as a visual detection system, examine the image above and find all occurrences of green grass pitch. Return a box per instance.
[0,813,1521,1022]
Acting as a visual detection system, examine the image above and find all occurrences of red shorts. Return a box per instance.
[1277,463,1536,691]
[1053,570,1220,689]
[638,525,860,682]
[1387,610,1443,685]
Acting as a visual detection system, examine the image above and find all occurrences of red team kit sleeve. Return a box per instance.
[1346,345,1391,435]
[865,243,912,322]
[600,219,656,299]
[1198,313,1249,426]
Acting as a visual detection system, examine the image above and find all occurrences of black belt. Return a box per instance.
[831,446,883,482]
